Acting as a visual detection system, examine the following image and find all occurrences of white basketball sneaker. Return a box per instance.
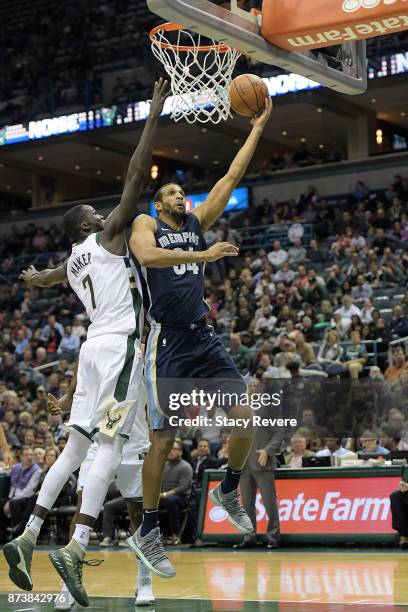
[135,576,155,606]
[54,582,75,610]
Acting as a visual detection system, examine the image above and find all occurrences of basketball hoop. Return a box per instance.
[149,23,241,124]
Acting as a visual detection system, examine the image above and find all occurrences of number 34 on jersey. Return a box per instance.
[173,247,200,276]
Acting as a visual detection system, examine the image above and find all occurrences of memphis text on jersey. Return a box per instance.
[158,231,200,248]
[70,252,91,277]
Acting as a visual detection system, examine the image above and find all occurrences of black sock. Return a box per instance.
[221,468,243,494]
[141,509,159,537]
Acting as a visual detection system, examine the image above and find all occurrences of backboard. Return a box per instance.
[147,0,368,95]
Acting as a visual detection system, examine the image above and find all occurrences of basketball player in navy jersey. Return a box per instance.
[128,97,272,577]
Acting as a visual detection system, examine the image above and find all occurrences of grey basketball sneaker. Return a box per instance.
[209,483,253,534]
[127,526,176,579]
[3,535,34,591]
[49,543,103,608]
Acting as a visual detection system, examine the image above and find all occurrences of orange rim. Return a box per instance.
[149,22,232,53]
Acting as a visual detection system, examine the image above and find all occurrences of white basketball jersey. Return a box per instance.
[67,233,144,341]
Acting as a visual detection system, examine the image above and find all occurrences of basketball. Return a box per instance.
[229,74,270,116]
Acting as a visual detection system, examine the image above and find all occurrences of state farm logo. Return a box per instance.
[278,491,390,522]
[343,0,406,12]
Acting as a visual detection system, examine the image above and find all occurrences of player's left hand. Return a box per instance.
[256,449,268,467]
[250,97,273,129]
[19,265,40,285]
[149,78,170,118]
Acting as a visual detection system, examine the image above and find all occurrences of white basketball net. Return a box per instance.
[150,25,241,124]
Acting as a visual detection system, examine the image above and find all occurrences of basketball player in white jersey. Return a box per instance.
[4,79,168,607]
[46,385,154,608]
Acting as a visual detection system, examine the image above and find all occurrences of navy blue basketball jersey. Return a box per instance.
[142,213,209,326]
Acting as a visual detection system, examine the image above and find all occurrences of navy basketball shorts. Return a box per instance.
[145,321,246,430]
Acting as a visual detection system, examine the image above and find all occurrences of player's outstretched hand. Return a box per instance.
[149,77,169,118]
[47,392,73,416]
[250,97,273,129]
[204,242,239,262]
[19,265,40,286]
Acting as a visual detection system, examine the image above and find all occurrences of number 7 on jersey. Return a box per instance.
[82,274,97,309]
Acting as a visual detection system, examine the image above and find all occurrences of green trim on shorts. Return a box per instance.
[124,257,142,341]
[119,433,129,440]
[113,332,138,403]
[113,257,143,402]
[70,424,99,441]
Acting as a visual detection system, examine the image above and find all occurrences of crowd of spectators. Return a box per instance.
[0,172,407,544]
[0,0,152,125]
[1,0,408,128]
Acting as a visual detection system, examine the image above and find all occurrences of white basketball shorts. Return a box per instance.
[67,333,143,441]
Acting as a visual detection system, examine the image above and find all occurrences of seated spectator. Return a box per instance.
[255,308,277,336]
[5,446,66,539]
[300,408,316,430]
[343,331,367,379]
[384,347,408,382]
[315,437,355,458]
[335,296,362,332]
[33,447,46,470]
[23,428,36,448]
[273,262,295,285]
[348,314,363,337]
[359,430,390,455]
[228,334,251,373]
[40,315,64,343]
[284,434,315,468]
[159,440,193,545]
[351,275,373,301]
[307,239,327,263]
[288,239,306,265]
[389,306,408,339]
[46,329,61,355]
[317,330,344,376]
[57,325,80,359]
[267,241,288,268]
[192,439,219,490]
[360,298,374,324]
[1,447,41,540]
[379,424,405,452]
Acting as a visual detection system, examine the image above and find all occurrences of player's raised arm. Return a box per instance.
[129,214,239,268]
[19,262,68,287]
[100,79,168,251]
[192,97,272,232]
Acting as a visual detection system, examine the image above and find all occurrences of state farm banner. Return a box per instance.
[204,475,400,536]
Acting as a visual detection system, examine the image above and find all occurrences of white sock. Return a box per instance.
[137,559,151,581]
[25,515,44,538]
[73,524,92,552]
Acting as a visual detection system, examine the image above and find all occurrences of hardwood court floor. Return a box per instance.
[1,547,408,610]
